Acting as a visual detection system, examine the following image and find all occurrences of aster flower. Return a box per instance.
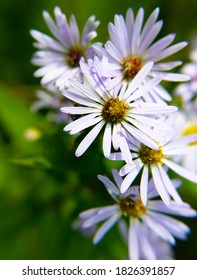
[110,126,197,205]
[78,169,196,260]
[30,6,100,90]
[61,58,177,161]
[93,7,189,102]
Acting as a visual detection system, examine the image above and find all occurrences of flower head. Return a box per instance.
[93,7,189,102]
[110,123,197,205]
[78,170,196,260]
[61,58,177,161]
[30,6,100,90]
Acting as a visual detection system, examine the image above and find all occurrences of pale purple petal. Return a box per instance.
[97,174,120,196]
[131,8,144,54]
[128,219,140,259]
[142,215,175,244]
[93,213,121,244]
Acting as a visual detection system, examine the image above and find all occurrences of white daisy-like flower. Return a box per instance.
[109,127,197,205]
[93,7,189,102]
[61,58,177,162]
[78,169,196,260]
[30,6,100,90]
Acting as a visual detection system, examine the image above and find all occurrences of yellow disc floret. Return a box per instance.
[120,197,146,218]
[102,98,128,123]
[121,56,143,80]
[138,144,163,165]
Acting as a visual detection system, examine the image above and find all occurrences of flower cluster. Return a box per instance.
[31,6,197,259]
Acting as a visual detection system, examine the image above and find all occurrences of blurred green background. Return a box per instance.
[0,0,197,260]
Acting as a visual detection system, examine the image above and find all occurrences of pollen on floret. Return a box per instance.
[120,197,146,218]
[102,97,128,123]
[138,144,163,165]
[121,56,143,80]
[182,124,197,146]
[66,45,84,67]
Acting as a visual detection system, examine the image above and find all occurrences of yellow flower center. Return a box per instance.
[120,197,146,218]
[121,56,143,80]
[182,124,197,146]
[138,144,163,165]
[102,98,128,123]
[66,46,84,67]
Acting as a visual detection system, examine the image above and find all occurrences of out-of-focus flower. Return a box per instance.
[78,170,196,260]
[31,84,71,123]
[30,6,100,90]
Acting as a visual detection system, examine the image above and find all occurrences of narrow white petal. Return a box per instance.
[105,40,123,61]
[103,123,112,157]
[122,121,159,150]
[164,146,197,156]
[64,113,99,131]
[139,20,163,54]
[83,209,117,228]
[157,165,183,204]
[126,75,162,103]
[162,158,197,183]
[151,165,171,205]
[152,61,182,71]
[119,134,133,165]
[79,207,103,219]
[128,219,140,260]
[75,121,105,156]
[140,7,160,43]
[112,124,120,150]
[153,42,188,62]
[144,34,176,59]
[131,8,144,54]
[62,89,100,108]
[70,116,102,135]
[119,162,138,176]
[149,212,190,240]
[152,72,190,82]
[121,166,142,193]
[130,103,177,114]
[79,205,117,219]
[148,201,197,217]
[93,213,121,244]
[124,62,154,99]
[70,79,102,103]
[140,166,149,206]
[61,106,100,114]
